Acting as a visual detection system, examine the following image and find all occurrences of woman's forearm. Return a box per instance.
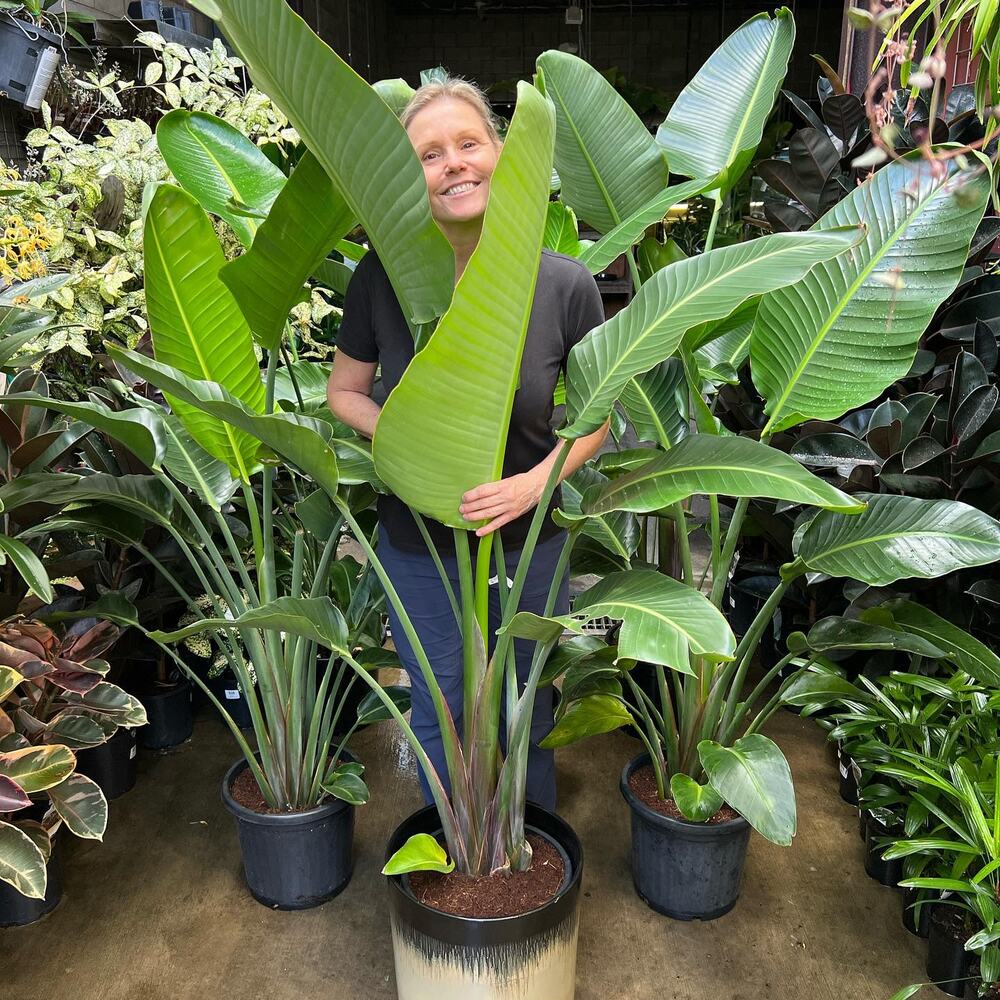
[327,389,381,440]
[536,420,611,486]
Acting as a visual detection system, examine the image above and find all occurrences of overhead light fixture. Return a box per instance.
[565,4,583,25]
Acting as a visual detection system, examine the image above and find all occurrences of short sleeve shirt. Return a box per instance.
[336,248,606,553]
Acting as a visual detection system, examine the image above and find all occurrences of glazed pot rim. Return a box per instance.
[220,751,358,827]
[621,751,750,833]
[385,802,582,928]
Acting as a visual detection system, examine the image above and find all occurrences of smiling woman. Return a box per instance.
[326,75,610,810]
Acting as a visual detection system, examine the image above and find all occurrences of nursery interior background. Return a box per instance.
[2,1,1000,999]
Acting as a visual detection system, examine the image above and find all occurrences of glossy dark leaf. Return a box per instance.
[952,384,998,443]
[822,93,865,141]
[901,436,947,472]
[791,433,882,472]
[781,89,825,132]
[973,320,999,373]
[763,201,814,232]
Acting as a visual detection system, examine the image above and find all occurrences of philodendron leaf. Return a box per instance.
[779,671,866,708]
[46,772,107,840]
[355,685,412,727]
[321,763,369,806]
[0,745,75,794]
[752,153,991,434]
[657,7,794,194]
[0,819,47,898]
[538,693,635,749]
[155,109,286,247]
[562,227,862,438]
[670,773,725,822]
[373,82,554,527]
[149,597,351,656]
[585,436,863,515]
[794,494,1000,586]
[800,617,947,657]
[186,0,454,326]
[382,833,455,876]
[699,734,796,846]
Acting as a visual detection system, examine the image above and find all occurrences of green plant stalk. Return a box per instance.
[703,192,724,254]
[709,495,750,607]
[413,510,460,625]
[670,501,693,585]
[475,532,493,648]
[654,662,681,772]
[454,528,479,751]
[491,534,520,741]
[626,671,670,797]
[725,651,814,745]
[708,494,722,586]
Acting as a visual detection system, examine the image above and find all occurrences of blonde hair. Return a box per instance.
[401,76,502,146]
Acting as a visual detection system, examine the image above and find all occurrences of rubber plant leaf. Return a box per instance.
[373,82,554,527]
[0,819,47,899]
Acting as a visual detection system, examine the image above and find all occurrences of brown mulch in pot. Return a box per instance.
[629,763,740,824]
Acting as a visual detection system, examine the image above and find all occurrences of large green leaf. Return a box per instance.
[562,227,862,438]
[692,300,758,376]
[793,616,946,657]
[108,349,341,501]
[46,772,107,840]
[538,693,635,749]
[752,154,991,434]
[155,109,286,248]
[56,474,174,526]
[794,494,1000,585]
[670,773,725,822]
[188,0,453,326]
[554,464,639,567]
[536,49,669,234]
[586,436,863,515]
[161,415,238,510]
[574,569,735,673]
[220,151,356,350]
[0,745,75,794]
[543,201,588,257]
[373,83,554,527]
[618,359,688,449]
[699,734,796,845]
[150,596,350,655]
[869,599,1000,687]
[577,177,717,274]
[656,8,794,193]
[144,183,264,477]
[0,533,51,602]
[779,671,867,708]
[0,819,47,898]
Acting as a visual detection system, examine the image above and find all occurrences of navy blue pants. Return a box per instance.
[378,530,568,811]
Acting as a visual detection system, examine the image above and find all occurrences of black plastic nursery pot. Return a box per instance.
[837,748,859,806]
[0,838,61,927]
[221,754,356,910]
[386,802,582,1000]
[75,726,138,800]
[208,672,254,730]
[902,887,935,939]
[620,753,751,921]
[864,816,903,888]
[927,904,975,998]
[140,679,194,750]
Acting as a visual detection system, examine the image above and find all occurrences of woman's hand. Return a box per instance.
[459,469,546,537]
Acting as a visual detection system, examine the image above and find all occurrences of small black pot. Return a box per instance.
[927,904,974,998]
[621,753,751,920]
[864,816,903,888]
[140,679,193,750]
[208,673,254,730]
[0,838,61,927]
[74,726,138,800]
[838,752,859,806]
[221,754,355,909]
[902,887,935,938]
[386,801,582,1000]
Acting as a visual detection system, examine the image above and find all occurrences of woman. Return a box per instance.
[327,77,609,810]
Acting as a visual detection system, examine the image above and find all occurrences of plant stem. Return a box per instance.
[703,191,723,254]
[413,511,460,625]
[670,501,693,585]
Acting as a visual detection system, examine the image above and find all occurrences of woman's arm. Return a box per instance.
[327,351,380,439]
[458,420,611,537]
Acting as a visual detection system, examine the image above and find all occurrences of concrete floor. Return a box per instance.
[2,705,937,1000]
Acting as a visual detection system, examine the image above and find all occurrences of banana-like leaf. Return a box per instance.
[150,596,351,656]
[46,772,107,840]
[373,83,554,527]
[657,8,795,193]
[794,494,1000,585]
[779,672,866,707]
[699,734,796,845]
[220,151,357,350]
[273,360,332,411]
[793,616,946,656]
[56,474,174,526]
[574,569,735,673]
[578,177,717,274]
[372,78,414,116]
[618,359,689,449]
[586,436,863,515]
[161,415,238,510]
[752,155,991,434]
[0,393,166,469]
[0,745,75,794]
[144,184,264,477]
[26,506,147,548]
[563,227,863,438]
[870,599,1000,687]
[188,0,454,326]
[536,50,669,234]
[0,819,47,898]
[108,349,341,501]
[538,693,635,749]
[670,773,725,821]
[0,534,51,602]
[692,300,758,375]
[543,201,589,256]
[155,109,286,247]
[554,464,639,567]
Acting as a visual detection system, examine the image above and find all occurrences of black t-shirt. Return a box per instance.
[336,248,606,553]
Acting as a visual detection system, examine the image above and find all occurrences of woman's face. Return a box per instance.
[406,96,500,226]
